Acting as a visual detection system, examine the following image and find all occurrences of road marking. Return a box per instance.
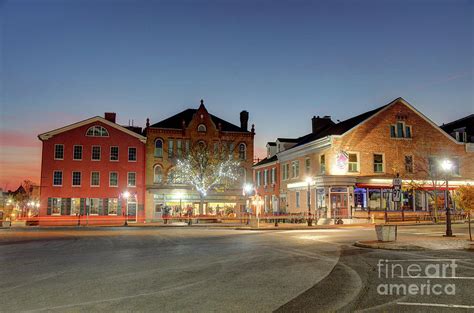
[397,302,474,309]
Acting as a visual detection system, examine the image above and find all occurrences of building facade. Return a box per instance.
[38,113,147,225]
[440,114,474,143]
[266,98,473,220]
[144,100,255,222]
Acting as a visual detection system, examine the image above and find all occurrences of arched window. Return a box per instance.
[239,143,246,160]
[153,165,163,184]
[86,125,109,137]
[154,139,163,157]
[197,124,207,132]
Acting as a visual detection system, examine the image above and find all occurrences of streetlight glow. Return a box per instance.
[243,183,253,194]
[305,177,313,184]
[122,191,131,199]
[441,159,453,172]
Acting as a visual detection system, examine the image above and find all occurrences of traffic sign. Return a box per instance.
[392,177,402,187]
[393,189,401,202]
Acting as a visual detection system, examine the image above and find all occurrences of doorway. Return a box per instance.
[330,193,348,218]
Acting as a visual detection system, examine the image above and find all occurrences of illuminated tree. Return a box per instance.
[454,185,474,211]
[172,143,242,215]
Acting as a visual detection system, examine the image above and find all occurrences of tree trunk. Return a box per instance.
[199,194,204,215]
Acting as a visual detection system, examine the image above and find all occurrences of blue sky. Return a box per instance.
[0,0,472,187]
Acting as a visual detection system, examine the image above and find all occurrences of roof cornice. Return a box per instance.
[38,116,147,143]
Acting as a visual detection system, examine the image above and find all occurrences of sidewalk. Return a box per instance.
[355,234,473,251]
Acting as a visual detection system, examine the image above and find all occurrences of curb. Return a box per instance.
[354,240,426,251]
[466,243,474,251]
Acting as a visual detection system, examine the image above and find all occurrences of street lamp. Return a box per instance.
[243,184,253,225]
[122,191,130,226]
[306,177,313,226]
[441,159,454,237]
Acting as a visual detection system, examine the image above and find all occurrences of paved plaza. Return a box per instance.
[0,224,473,312]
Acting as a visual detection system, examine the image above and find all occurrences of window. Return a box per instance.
[86,125,109,137]
[348,153,358,172]
[214,142,219,158]
[91,171,100,187]
[282,163,290,180]
[271,168,276,184]
[72,171,81,186]
[428,157,437,176]
[153,165,163,184]
[54,144,64,160]
[256,171,261,187]
[71,198,81,216]
[92,146,101,160]
[264,169,268,186]
[452,158,460,176]
[197,124,207,132]
[229,143,234,159]
[128,147,137,161]
[320,155,326,174]
[89,198,101,215]
[177,140,182,157]
[239,143,246,160]
[73,145,82,160]
[109,172,118,187]
[154,139,163,157]
[291,161,299,178]
[51,198,61,215]
[168,140,174,158]
[305,158,311,173]
[167,168,180,184]
[108,198,118,215]
[391,122,412,139]
[185,140,190,154]
[128,172,136,187]
[405,155,413,173]
[405,126,412,138]
[110,146,119,161]
[373,154,384,173]
[53,171,63,186]
[296,192,300,208]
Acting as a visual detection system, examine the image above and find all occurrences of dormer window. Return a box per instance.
[197,124,207,132]
[86,125,109,137]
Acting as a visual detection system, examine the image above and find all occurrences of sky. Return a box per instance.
[0,0,472,189]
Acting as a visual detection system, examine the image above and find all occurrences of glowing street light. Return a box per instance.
[306,177,313,226]
[441,159,454,237]
[243,183,254,225]
[122,191,131,199]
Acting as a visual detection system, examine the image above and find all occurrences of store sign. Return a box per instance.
[336,151,349,170]
[392,177,402,202]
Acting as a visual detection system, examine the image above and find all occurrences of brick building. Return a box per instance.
[38,113,146,225]
[265,98,473,220]
[144,100,255,222]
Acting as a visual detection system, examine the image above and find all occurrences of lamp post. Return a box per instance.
[243,184,253,225]
[441,160,454,237]
[122,191,130,226]
[306,177,313,226]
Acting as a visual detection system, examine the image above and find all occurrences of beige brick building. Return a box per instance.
[275,98,474,219]
[144,100,255,222]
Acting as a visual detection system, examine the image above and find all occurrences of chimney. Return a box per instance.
[104,112,116,123]
[240,110,249,131]
[312,115,334,134]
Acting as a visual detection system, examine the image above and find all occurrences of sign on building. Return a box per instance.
[392,176,402,202]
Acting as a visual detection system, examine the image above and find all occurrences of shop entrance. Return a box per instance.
[330,193,348,219]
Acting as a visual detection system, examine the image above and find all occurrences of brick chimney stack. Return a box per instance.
[104,112,116,123]
[312,115,334,134]
[240,110,249,131]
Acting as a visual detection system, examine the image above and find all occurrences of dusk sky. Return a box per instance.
[0,0,472,189]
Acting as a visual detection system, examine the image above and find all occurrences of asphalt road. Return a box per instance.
[0,224,472,312]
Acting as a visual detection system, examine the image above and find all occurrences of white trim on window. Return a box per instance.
[128,146,137,162]
[110,146,119,162]
[72,171,82,187]
[90,171,100,187]
[373,153,385,173]
[347,151,360,173]
[91,145,101,161]
[73,145,83,161]
[53,170,63,187]
[54,144,64,160]
[109,171,119,187]
[127,172,137,187]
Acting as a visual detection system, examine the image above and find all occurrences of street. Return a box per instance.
[0,224,473,312]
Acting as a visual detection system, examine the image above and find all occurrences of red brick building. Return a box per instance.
[38,113,147,225]
[256,98,473,222]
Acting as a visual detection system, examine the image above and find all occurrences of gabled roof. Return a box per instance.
[253,154,278,167]
[276,138,299,143]
[267,142,276,146]
[292,104,389,148]
[440,114,474,132]
[38,116,147,143]
[283,97,461,153]
[150,109,249,133]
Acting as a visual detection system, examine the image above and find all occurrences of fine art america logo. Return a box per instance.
[377,259,458,296]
